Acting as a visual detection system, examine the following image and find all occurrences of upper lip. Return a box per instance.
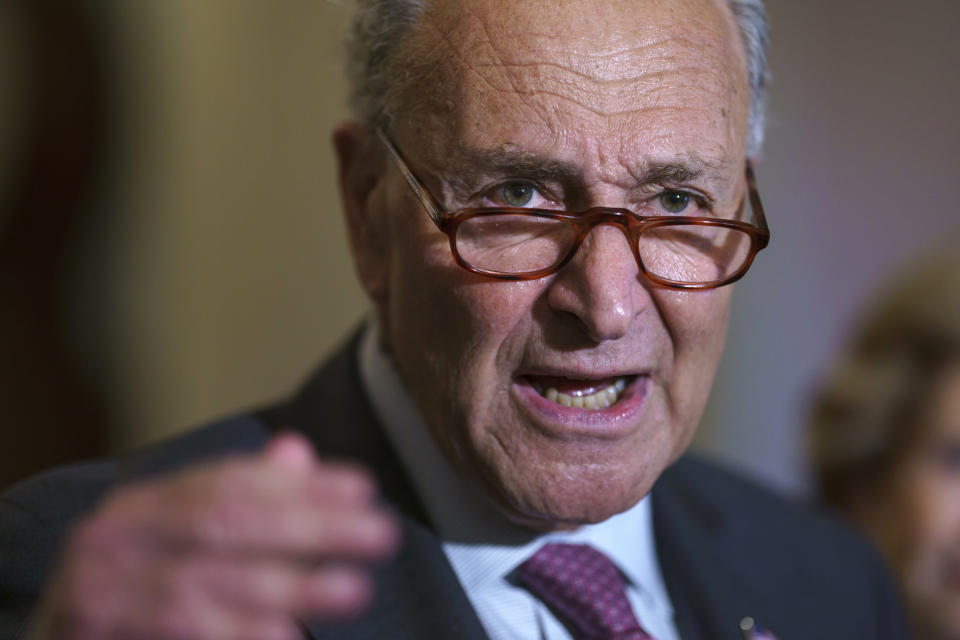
[517,366,649,381]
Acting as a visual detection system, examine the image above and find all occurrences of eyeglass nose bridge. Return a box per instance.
[555,206,655,279]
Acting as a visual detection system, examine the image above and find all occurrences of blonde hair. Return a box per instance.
[808,236,960,509]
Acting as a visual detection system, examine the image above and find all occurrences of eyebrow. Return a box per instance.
[447,147,582,183]
[445,145,724,188]
[638,161,711,185]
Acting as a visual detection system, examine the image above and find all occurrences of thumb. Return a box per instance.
[263,431,317,470]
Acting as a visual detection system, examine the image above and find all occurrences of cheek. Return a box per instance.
[883,462,960,597]
[656,285,730,341]
[455,281,544,342]
[653,287,731,385]
[645,287,732,454]
[387,206,535,334]
[384,216,544,412]
[391,239,542,366]
[388,250,550,485]
[908,468,960,550]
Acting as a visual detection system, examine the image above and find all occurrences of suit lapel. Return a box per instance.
[257,332,490,640]
[262,334,785,640]
[300,516,491,640]
[652,459,782,640]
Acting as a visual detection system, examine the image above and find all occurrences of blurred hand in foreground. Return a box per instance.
[26,433,400,640]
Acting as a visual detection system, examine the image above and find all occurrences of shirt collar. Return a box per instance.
[357,318,673,614]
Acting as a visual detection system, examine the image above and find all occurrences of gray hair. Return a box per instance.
[345,0,770,155]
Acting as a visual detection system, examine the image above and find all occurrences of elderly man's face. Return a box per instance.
[338,0,751,529]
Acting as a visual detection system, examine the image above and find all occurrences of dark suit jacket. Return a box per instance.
[0,334,907,639]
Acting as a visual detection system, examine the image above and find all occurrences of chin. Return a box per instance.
[490,459,655,531]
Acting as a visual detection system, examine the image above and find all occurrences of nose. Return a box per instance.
[546,224,647,343]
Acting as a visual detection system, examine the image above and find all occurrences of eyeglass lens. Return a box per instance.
[454,214,753,285]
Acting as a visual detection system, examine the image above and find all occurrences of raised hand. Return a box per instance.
[26,433,399,640]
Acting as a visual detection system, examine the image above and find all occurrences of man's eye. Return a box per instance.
[501,183,535,207]
[660,190,691,214]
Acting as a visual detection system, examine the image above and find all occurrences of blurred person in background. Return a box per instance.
[809,238,960,640]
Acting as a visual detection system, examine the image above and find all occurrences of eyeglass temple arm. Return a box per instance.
[745,160,770,246]
[376,128,445,226]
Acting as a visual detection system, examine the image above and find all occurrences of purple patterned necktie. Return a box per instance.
[516,543,654,640]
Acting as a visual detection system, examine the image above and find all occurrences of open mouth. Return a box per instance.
[527,375,635,411]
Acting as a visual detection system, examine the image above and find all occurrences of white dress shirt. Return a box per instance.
[358,320,680,640]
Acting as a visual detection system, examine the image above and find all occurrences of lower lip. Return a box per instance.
[510,375,651,437]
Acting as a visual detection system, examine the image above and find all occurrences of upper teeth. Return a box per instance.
[543,378,627,410]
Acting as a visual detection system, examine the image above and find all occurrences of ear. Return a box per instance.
[332,121,390,310]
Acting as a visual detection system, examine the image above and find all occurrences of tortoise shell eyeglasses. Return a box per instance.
[377,128,770,290]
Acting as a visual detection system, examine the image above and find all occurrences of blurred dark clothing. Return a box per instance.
[0,334,908,640]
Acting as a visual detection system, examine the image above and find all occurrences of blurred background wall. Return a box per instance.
[1,0,957,493]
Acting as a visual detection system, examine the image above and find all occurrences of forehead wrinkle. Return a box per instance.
[457,0,731,72]
[469,37,717,85]
[406,1,742,130]
[512,36,730,83]
[443,5,734,116]
[472,62,729,121]
[437,63,729,123]
[461,3,734,78]
[401,0,749,190]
